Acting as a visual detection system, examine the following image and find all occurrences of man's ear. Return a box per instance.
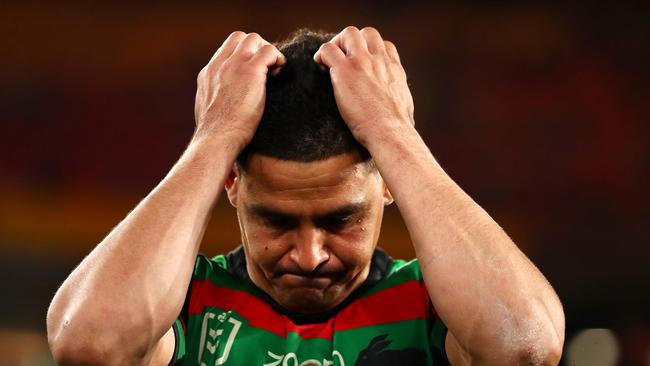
[382,180,394,206]
[224,166,240,208]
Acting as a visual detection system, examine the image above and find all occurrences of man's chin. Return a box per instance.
[275,287,341,315]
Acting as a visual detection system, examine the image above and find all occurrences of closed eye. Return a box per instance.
[263,216,298,230]
[317,214,356,232]
[246,202,367,232]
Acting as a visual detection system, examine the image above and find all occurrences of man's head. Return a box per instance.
[235,29,371,169]
[226,29,393,315]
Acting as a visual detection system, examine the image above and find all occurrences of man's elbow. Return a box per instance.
[50,338,112,366]
[49,331,115,366]
[509,298,565,365]
[505,326,564,366]
[491,314,564,365]
[512,340,563,366]
[48,325,151,366]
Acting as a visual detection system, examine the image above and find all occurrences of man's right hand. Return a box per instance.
[193,31,286,152]
[47,31,285,366]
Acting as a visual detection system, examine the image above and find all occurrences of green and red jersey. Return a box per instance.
[170,246,449,365]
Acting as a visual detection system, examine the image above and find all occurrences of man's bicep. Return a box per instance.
[147,327,176,366]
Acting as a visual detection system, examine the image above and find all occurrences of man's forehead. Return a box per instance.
[241,154,372,193]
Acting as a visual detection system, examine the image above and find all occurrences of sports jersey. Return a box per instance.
[170,246,450,365]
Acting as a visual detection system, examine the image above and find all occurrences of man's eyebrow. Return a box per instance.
[315,202,368,220]
[245,202,368,220]
[246,204,294,219]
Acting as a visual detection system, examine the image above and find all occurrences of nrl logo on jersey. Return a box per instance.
[198,310,242,366]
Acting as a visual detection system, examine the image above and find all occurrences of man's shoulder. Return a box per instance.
[191,253,228,279]
[359,257,424,299]
[388,257,422,276]
[187,250,262,300]
[192,245,247,279]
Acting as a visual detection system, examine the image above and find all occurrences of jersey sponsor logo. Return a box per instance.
[263,350,345,366]
[198,310,242,366]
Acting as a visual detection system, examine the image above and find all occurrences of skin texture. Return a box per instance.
[225,154,392,314]
[46,27,565,366]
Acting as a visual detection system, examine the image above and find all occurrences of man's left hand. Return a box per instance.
[313,26,415,147]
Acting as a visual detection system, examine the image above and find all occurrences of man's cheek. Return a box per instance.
[242,221,274,245]
[251,233,291,262]
[333,224,374,246]
[330,237,373,265]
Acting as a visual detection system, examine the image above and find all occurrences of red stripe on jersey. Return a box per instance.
[336,280,431,331]
[188,280,287,337]
[288,318,336,339]
[188,278,431,340]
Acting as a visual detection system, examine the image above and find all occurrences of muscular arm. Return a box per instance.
[315,26,564,365]
[368,125,564,365]
[46,138,234,365]
[47,31,285,365]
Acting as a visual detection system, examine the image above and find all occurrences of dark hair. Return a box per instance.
[235,28,371,170]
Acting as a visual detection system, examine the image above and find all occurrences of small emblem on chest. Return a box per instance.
[198,310,242,365]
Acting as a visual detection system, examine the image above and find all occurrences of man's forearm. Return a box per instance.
[47,137,238,364]
[366,125,564,363]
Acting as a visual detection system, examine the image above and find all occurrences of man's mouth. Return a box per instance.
[279,273,333,289]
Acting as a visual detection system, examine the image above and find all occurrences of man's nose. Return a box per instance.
[290,225,329,273]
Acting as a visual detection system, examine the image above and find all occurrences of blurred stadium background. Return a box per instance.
[1,2,648,365]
